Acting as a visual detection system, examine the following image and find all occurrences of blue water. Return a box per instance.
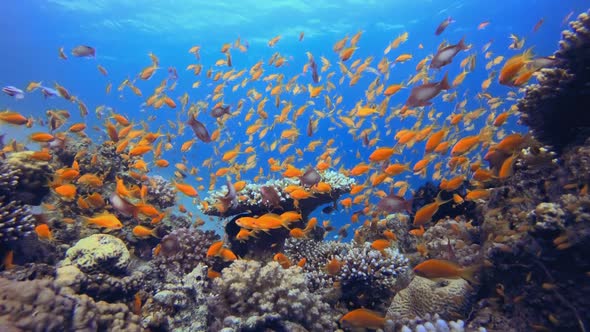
[1,0,586,238]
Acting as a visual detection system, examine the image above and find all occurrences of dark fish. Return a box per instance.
[226,52,232,67]
[211,105,231,118]
[300,167,321,187]
[435,17,454,35]
[2,86,25,99]
[405,72,451,107]
[362,131,369,146]
[71,45,96,58]
[307,117,314,136]
[309,57,319,83]
[168,66,178,80]
[430,38,468,69]
[220,179,238,210]
[533,17,544,32]
[40,86,59,98]
[187,114,211,143]
[0,133,5,150]
[260,186,282,209]
[376,193,412,214]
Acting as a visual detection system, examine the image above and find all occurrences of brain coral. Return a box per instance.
[61,234,130,274]
[387,276,475,321]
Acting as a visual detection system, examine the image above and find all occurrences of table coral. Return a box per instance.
[201,170,354,217]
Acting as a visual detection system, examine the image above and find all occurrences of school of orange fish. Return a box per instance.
[0,17,560,327]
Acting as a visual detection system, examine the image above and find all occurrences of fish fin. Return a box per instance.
[460,264,480,284]
[439,72,451,90]
[405,198,414,214]
[458,36,468,50]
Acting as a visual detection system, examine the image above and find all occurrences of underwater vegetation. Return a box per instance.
[0,5,590,332]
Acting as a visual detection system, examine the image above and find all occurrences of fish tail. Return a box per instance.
[458,36,468,50]
[460,264,480,284]
[439,72,451,90]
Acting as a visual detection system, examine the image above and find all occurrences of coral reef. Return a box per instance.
[207,260,339,331]
[473,139,590,331]
[387,276,475,320]
[152,227,220,276]
[336,242,411,309]
[142,263,209,331]
[422,218,482,267]
[60,234,130,275]
[384,314,477,332]
[0,276,141,332]
[146,175,177,209]
[284,238,345,290]
[518,10,590,152]
[201,170,354,217]
[284,238,410,309]
[3,151,52,205]
[0,198,34,245]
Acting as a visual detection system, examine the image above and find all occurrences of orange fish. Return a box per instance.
[83,212,123,229]
[273,253,291,268]
[413,193,450,225]
[413,258,478,283]
[175,182,198,197]
[340,308,386,329]
[54,184,77,200]
[368,147,396,162]
[325,258,342,275]
[132,225,159,238]
[35,224,53,240]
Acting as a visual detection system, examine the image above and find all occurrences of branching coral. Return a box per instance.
[0,198,35,245]
[152,227,220,276]
[284,238,410,309]
[146,175,177,209]
[207,260,339,331]
[336,243,411,309]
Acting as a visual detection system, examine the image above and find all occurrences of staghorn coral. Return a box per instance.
[146,175,177,209]
[208,260,338,331]
[0,276,141,332]
[517,10,590,152]
[336,242,411,309]
[387,276,475,321]
[152,227,220,276]
[60,234,130,275]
